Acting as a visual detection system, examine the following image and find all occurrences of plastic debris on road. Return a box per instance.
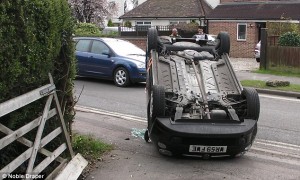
[131,128,146,139]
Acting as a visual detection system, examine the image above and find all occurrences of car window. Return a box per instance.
[91,40,110,55]
[75,40,91,52]
[104,39,145,56]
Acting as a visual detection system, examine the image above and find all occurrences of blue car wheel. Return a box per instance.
[114,67,130,87]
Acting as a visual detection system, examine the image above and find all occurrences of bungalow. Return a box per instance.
[119,0,213,30]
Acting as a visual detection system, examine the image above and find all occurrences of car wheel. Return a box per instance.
[114,67,130,87]
[144,129,150,142]
[149,85,165,121]
[242,87,260,120]
[147,28,158,52]
[256,58,260,62]
[216,32,230,56]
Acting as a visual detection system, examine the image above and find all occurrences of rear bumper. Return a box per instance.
[150,118,257,156]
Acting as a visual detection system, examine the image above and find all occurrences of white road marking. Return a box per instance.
[255,139,300,150]
[75,105,147,123]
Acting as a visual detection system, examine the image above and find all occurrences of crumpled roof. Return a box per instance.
[120,0,212,19]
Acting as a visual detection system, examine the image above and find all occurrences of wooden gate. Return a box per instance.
[0,74,87,179]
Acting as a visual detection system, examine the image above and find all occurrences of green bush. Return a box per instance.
[74,22,101,37]
[107,19,114,27]
[278,32,300,47]
[124,21,132,28]
[74,22,118,37]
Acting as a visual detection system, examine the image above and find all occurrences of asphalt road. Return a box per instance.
[74,78,147,117]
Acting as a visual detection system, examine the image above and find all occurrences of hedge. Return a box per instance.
[0,0,76,171]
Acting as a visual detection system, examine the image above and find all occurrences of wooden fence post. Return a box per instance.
[260,28,268,70]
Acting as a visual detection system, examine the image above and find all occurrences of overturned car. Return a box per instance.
[144,28,260,158]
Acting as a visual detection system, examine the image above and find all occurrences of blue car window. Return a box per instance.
[91,41,110,55]
[76,40,91,52]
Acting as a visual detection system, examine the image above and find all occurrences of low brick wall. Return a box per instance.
[121,37,147,51]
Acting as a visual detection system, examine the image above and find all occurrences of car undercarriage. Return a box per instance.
[144,28,260,158]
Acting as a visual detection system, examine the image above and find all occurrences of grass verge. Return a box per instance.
[240,80,300,93]
[72,133,113,159]
[72,133,113,179]
[254,69,300,78]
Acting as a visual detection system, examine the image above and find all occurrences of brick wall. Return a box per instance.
[209,22,258,58]
[122,37,147,51]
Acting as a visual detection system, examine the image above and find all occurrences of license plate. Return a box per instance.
[189,145,227,153]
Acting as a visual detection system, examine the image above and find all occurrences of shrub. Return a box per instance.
[74,22,101,37]
[278,32,300,47]
[173,22,199,33]
[107,19,114,27]
[0,0,76,171]
[74,22,118,37]
[124,21,132,28]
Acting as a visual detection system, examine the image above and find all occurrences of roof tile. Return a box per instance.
[207,2,300,20]
[120,0,212,19]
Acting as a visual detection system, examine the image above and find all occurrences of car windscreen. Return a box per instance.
[104,39,145,56]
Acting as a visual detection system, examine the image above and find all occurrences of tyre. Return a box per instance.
[147,28,158,52]
[149,85,165,121]
[242,87,260,120]
[216,32,230,56]
[144,130,150,142]
[114,67,130,87]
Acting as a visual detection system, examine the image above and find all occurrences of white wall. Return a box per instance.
[128,19,201,26]
[205,0,220,8]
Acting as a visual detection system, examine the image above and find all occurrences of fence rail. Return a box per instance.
[267,46,300,67]
[0,74,86,180]
[119,25,195,37]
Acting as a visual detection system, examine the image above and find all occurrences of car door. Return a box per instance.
[89,40,114,77]
[75,39,92,76]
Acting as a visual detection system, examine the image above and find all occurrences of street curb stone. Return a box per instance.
[254,88,300,98]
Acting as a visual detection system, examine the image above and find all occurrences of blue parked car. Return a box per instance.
[74,37,146,87]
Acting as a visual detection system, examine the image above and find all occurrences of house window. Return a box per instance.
[136,21,151,31]
[136,21,151,26]
[237,23,247,41]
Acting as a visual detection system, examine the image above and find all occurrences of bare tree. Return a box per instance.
[124,0,138,13]
[131,0,138,7]
[68,0,117,26]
